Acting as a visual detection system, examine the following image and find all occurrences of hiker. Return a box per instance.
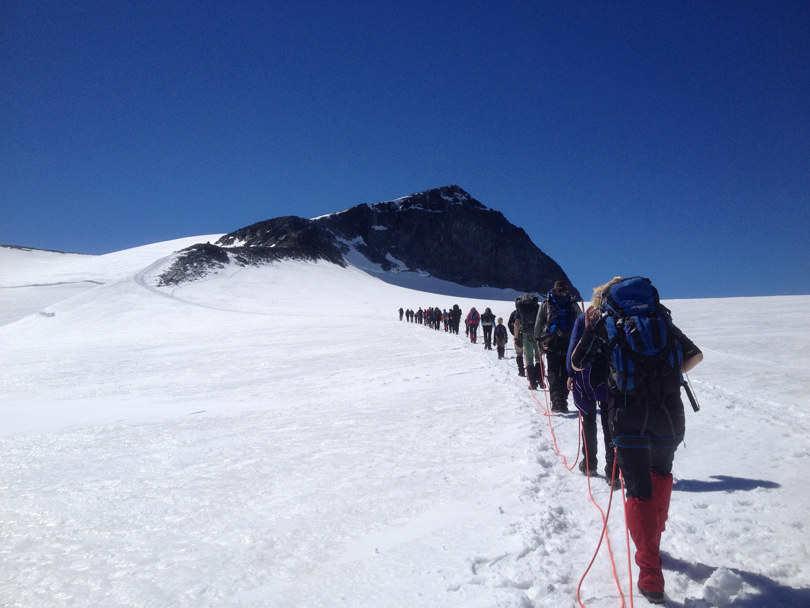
[566,281,616,483]
[431,307,438,330]
[514,293,543,390]
[507,310,525,377]
[536,281,581,413]
[480,307,496,350]
[494,317,509,360]
[466,307,480,343]
[399,307,404,321]
[451,305,462,334]
[571,276,703,604]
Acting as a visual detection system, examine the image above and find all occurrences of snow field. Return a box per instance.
[1,244,809,607]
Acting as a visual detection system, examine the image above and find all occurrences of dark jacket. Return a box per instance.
[535,291,581,351]
[566,313,608,413]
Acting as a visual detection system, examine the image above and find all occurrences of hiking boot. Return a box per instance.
[637,582,665,604]
[550,396,569,413]
[578,461,597,477]
[526,366,539,390]
[604,467,621,489]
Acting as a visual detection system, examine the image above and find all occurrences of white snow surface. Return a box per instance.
[1,241,809,608]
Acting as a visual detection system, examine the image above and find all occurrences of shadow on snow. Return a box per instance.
[674,475,780,493]
[663,552,810,608]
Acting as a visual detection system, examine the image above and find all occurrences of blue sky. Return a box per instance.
[2,1,808,298]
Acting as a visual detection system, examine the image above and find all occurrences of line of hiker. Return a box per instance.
[401,275,703,604]
[399,304,508,353]
[399,306,448,330]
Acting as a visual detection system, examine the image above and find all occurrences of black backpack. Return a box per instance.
[602,277,684,397]
[514,293,539,334]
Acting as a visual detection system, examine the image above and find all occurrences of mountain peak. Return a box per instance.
[156,186,578,298]
[372,185,482,213]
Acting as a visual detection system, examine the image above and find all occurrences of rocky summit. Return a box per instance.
[157,185,579,298]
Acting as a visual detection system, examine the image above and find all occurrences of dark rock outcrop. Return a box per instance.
[156,185,578,298]
[156,218,345,287]
[157,243,230,286]
[315,185,578,297]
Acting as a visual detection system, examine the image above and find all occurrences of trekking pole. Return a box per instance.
[681,374,700,412]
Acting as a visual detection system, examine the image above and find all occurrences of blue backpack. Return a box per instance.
[602,277,683,397]
[546,291,574,335]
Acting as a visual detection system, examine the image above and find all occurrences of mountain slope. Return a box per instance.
[157,186,579,298]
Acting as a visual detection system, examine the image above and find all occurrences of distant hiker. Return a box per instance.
[451,304,462,334]
[572,276,703,604]
[494,317,508,360]
[399,307,404,321]
[466,307,480,343]
[507,310,525,377]
[480,307,496,350]
[566,281,615,481]
[536,281,581,413]
[514,293,543,390]
[443,309,449,332]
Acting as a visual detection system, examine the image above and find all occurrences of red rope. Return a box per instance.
[528,380,629,607]
[410,321,635,606]
[576,452,627,607]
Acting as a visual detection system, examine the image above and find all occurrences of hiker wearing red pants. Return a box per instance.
[571,276,703,604]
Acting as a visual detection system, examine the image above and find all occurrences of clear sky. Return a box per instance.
[2,1,808,298]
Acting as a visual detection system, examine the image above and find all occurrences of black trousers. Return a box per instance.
[581,405,614,474]
[482,325,493,348]
[545,349,569,407]
[610,394,685,499]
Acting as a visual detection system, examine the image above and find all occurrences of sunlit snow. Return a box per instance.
[1,240,809,607]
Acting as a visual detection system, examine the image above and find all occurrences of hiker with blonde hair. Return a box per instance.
[566,277,622,481]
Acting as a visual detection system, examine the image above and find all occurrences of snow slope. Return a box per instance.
[1,243,809,607]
